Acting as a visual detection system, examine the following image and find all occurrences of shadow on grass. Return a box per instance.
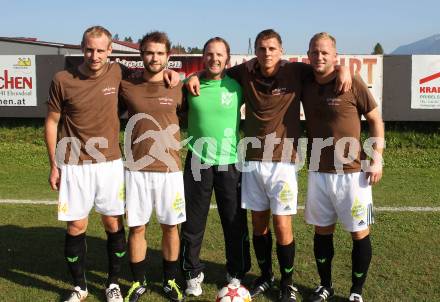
[0,224,230,301]
[235,282,347,302]
[0,224,131,301]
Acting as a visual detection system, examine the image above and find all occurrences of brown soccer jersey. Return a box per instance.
[302,74,378,173]
[227,59,311,162]
[120,77,184,172]
[47,62,122,164]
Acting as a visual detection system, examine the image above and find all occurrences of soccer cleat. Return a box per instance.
[278,285,298,302]
[226,272,241,286]
[308,285,334,302]
[349,293,363,302]
[249,273,275,298]
[64,286,88,302]
[185,272,204,297]
[105,284,123,302]
[124,281,147,302]
[163,279,185,301]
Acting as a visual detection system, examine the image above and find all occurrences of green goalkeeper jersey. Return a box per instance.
[187,75,243,165]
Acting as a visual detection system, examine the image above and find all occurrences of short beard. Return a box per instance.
[145,63,167,74]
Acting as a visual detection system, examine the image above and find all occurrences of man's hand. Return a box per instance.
[164,69,180,87]
[364,108,384,186]
[366,160,382,185]
[335,65,352,93]
[186,74,201,96]
[49,165,61,191]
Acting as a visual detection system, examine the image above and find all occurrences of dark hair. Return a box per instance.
[139,31,171,53]
[81,25,112,48]
[202,37,231,58]
[254,29,282,50]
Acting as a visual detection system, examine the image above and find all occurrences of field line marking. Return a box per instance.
[1,200,439,212]
[0,199,57,205]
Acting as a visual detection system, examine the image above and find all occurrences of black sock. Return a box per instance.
[314,233,334,288]
[163,259,185,287]
[351,235,372,294]
[106,228,126,287]
[130,259,147,284]
[64,232,87,290]
[276,240,295,287]
[253,230,273,278]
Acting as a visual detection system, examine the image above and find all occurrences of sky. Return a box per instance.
[1,0,439,54]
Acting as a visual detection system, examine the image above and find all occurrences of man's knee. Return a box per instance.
[351,228,370,240]
[273,215,293,244]
[252,210,270,235]
[101,215,123,233]
[129,225,146,238]
[67,219,88,236]
[161,224,179,235]
[315,224,336,235]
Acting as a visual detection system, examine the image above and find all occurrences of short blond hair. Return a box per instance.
[308,32,336,50]
[81,26,112,48]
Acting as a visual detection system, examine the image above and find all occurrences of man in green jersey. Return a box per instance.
[180,37,251,297]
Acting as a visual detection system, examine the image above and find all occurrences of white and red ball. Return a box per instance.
[215,284,252,302]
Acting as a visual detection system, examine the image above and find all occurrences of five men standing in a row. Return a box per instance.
[45,26,383,302]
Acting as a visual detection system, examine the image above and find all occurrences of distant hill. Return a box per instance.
[392,34,440,54]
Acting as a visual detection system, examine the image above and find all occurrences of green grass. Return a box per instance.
[1,119,439,206]
[1,119,440,301]
[1,204,439,301]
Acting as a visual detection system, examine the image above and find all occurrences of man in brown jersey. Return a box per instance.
[45,26,126,302]
[187,29,351,302]
[120,31,186,302]
[303,32,384,302]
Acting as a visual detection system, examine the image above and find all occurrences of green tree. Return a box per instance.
[187,46,203,54]
[113,33,119,41]
[372,43,384,54]
[171,43,187,54]
[124,36,133,43]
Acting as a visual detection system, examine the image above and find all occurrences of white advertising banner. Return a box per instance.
[0,55,37,106]
[411,55,440,109]
[230,55,383,119]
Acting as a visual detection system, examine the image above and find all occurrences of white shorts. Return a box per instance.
[125,170,186,227]
[304,171,374,232]
[57,159,125,221]
[241,161,298,215]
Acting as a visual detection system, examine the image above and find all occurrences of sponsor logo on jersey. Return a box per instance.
[102,86,116,96]
[221,91,234,108]
[271,87,287,95]
[158,97,174,105]
[326,97,341,106]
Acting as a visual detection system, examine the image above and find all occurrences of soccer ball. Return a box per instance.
[215,284,252,302]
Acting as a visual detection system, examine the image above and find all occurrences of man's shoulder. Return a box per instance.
[223,75,241,85]
[121,72,142,87]
[352,74,367,87]
[52,68,77,84]
[351,74,370,96]
[280,60,307,76]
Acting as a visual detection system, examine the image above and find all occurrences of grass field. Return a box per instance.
[1,119,440,301]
